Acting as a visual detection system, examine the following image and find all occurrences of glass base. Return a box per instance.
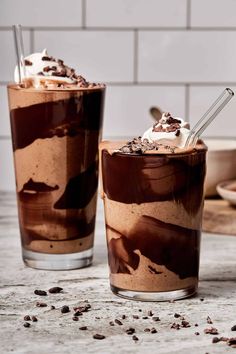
[110,284,197,302]
[22,247,93,270]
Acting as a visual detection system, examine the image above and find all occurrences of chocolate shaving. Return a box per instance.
[115,319,123,325]
[126,328,135,335]
[204,327,219,335]
[24,59,32,66]
[42,56,53,61]
[93,334,105,340]
[48,287,63,294]
[34,290,47,296]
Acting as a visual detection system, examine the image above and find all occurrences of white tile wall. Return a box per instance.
[86,0,187,28]
[189,86,236,137]
[0,30,30,82]
[104,85,185,137]
[191,0,236,28]
[0,139,15,191]
[139,31,236,83]
[34,30,134,83]
[0,85,10,136]
[0,0,82,27]
[0,0,236,190]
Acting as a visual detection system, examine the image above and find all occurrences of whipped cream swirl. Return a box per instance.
[14,49,100,89]
[142,112,190,148]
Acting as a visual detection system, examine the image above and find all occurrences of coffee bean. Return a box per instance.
[150,328,157,334]
[61,305,70,314]
[24,315,31,321]
[34,290,47,296]
[48,287,63,294]
[23,322,31,328]
[93,334,105,340]
[32,316,38,322]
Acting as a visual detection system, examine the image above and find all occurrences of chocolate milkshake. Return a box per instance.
[8,49,105,269]
[100,113,207,301]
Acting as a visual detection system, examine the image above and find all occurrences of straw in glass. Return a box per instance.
[13,24,26,86]
[185,88,234,148]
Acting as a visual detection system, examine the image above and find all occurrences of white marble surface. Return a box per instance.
[0,192,236,354]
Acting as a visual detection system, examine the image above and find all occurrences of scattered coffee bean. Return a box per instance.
[133,315,139,319]
[153,317,160,322]
[195,324,199,327]
[121,315,126,320]
[182,320,191,328]
[23,322,31,328]
[204,327,219,335]
[144,328,150,332]
[132,335,139,342]
[212,337,220,343]
[126,328,135,335]
[32,316,38,322]
[79,326,88,330]
[115,319,123,325]
[48,287,63,294]
[34,290,47,296]
[150,328,157,334]
[195,332,200,336]
[200,298,204,302]
[142,316,148,320]
[231,325,236,331]
[36,302,47,307]
[228,337,236,347]
[50,305,55,310]
[61,305,70,314]
[174,313,181,318]
[74,311,83,317]
[207,316,213,324]
[148,311,153,317]
[138,309,142,312]
[72,316,79,321]
[24,315,31,321]
[93,334,105,340]
[171,323,181,330]
[109,321,114,326]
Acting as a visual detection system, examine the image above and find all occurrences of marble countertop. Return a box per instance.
[0,192,236,354]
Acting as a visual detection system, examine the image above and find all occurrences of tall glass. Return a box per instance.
[100,141,207,301]
[8,84,105,270]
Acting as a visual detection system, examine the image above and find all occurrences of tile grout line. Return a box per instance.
[1,27,236,31]
[133,30,138,84]
[82,0,86,29]
[186,0,191,30]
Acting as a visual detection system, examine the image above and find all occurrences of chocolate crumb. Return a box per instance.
[93,334,105,340]
[144,328,150,332]
[169,300,175,303]
[74,310,83,317]
[34,289,47,296]
[174,313,181,318]
[132,335,139,342]
[50,305,55,310]
[95,317,101,320]
[153,317,160,322]
[109,321,115,326]
[23,322,31,328]
[138,309,142,312]
[48,287,63,294]
[147,311,153,317]
[228,337,236,347]
[200,298,204,302]
[195,332,200,336]
[220,337,229,342]
[32,316,38,322]
[24,59,32,66]
[207,316,213,324]
[142,316,148,320]
[122,315,126,320]
[126,328,135,335]
[231,325,236,331]
[171,323,181,330]
[204,327,219,335]
[195,324,199,327]
[79,326,88,330]
[61,305,70,314]
[36,302,47,307]
[115,319,123,325]
[37,71,44,76]
[24,315,31,321]
[150,328,157,334]
[72,316,79,321]
[133,315,139,319]
[212,337,220,343]
[175,129,180,136]
[182,320,191,328]
[42,56,52,61]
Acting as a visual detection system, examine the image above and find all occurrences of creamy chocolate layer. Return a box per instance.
[101,143,206,292]
[8,85,105,254]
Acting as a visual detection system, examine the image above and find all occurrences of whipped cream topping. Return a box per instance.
[14,49,103,89]
[142,112,190,148]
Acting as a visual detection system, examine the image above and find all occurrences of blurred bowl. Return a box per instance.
[204,138,236,197]
[216,180,236,205]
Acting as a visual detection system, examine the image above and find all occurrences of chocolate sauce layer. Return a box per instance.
[102,149,206,214]
[107,215,200,279]
[10,90,104,150]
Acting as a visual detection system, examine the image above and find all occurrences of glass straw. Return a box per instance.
[185,88,234,148]
[13,24,26,86]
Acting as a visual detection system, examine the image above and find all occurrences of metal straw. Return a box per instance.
[13,24,26,86]
[185,88,234,148]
